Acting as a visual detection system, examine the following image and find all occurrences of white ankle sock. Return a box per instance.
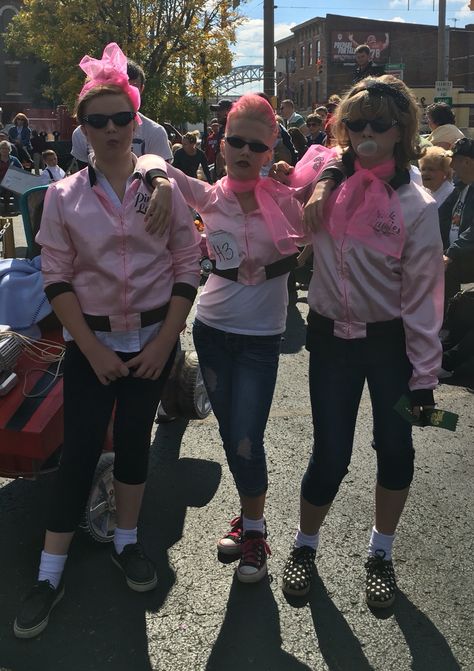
[294,528,320,551]
[114,527,138,555]
[38,551,67,589]
[368,526,395,560]
[242,515,265,535]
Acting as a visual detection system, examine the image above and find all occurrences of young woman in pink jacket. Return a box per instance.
[281,76,444,608]
[14,44,201,639]
[145,94,310,584]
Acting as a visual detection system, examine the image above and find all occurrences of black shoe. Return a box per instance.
[111,543,157,592]
[13,579,65,639]
[365,549,397,608]
[282,545,316,596]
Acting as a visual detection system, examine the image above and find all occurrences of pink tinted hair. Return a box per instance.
[227,94,277,137]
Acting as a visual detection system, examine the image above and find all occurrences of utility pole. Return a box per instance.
[437,0,447,80]
[200,52,208,141]
[263,0,274,97]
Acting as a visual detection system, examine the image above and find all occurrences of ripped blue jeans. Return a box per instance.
[193,319,281,497]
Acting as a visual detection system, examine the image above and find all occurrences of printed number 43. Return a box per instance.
[213,242,234,263]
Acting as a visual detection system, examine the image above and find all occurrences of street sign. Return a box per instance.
[434,96,453,106]
[385,63,404,80]
[435,80,453,97]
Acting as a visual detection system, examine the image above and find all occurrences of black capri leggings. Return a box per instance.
[47,340,176,533]
[301,328,414,507]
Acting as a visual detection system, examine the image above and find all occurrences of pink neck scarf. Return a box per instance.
[220,146,340,255]
[286,144,339,188]
[222,176,301,255]
[325,156,406,259]
[78,43,142,125]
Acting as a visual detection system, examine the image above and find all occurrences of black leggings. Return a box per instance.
[47,341,176,533]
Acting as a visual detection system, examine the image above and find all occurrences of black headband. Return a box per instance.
[353,80,410,112]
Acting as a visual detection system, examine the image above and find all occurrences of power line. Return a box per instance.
[274,6,437,9]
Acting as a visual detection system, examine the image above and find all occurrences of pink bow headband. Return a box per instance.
[78,42,141,123]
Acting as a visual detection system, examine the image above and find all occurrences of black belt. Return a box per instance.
[211,253,298,282]
[83,304,169,332]
[307,310,405,338]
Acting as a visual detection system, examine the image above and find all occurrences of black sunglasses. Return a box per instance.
[343,118,398,133]
[82,111,135,129]
[225,136,270,153]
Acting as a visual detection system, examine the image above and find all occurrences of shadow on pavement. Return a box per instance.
[0,419,221,671]
[281,300,307,354]
[392,591,462,671]
[306,572,375,671]
[206,574,312,670]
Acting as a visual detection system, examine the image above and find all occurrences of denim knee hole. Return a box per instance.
[237,437,252,460]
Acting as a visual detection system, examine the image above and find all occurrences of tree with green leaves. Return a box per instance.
[5,0,241,124]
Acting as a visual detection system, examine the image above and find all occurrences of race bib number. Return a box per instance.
[208,230,240,270]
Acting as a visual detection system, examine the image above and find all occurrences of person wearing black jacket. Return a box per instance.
[352,45,384,84]
[440,138,474,311]
[173,132,213,183]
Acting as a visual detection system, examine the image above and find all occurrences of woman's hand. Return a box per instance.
[411,405,435,424]
[269,161,294,185]
[84,342,130,385]
[145,177,172,235]
[125,335,174,380]
[303,179,335,232]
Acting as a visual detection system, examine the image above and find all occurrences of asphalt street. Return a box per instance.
[0,289,472,671]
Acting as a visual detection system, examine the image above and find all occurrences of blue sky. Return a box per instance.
[230,0,472,90]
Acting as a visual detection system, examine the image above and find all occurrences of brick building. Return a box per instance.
[275,13,474,114]
[0,0,51,126]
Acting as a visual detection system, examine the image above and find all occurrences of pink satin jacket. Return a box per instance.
[308,179,444,391]
[36,164,201,331]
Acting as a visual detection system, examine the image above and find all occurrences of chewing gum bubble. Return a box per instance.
[356,140,378,157]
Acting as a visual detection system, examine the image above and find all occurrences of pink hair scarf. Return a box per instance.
[78,42,142,124]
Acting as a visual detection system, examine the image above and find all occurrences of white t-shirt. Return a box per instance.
[39,165,66,184]
[71,112,173,163]
[197,273,289,336]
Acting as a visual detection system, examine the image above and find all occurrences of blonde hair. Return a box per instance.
[75,84,134,122]
[419,146,453,177]
[0,140,11,152]
[182,132,198,144]
[333,75,420,169]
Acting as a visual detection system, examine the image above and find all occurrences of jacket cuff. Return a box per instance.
[171,282,197,302]
[317,167,344,186]
[45,282,74,301]
[410,388,435,408]
[145,169,169,188]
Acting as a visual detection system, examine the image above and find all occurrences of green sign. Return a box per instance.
[434,96,453,105]
[386,63,405,70]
